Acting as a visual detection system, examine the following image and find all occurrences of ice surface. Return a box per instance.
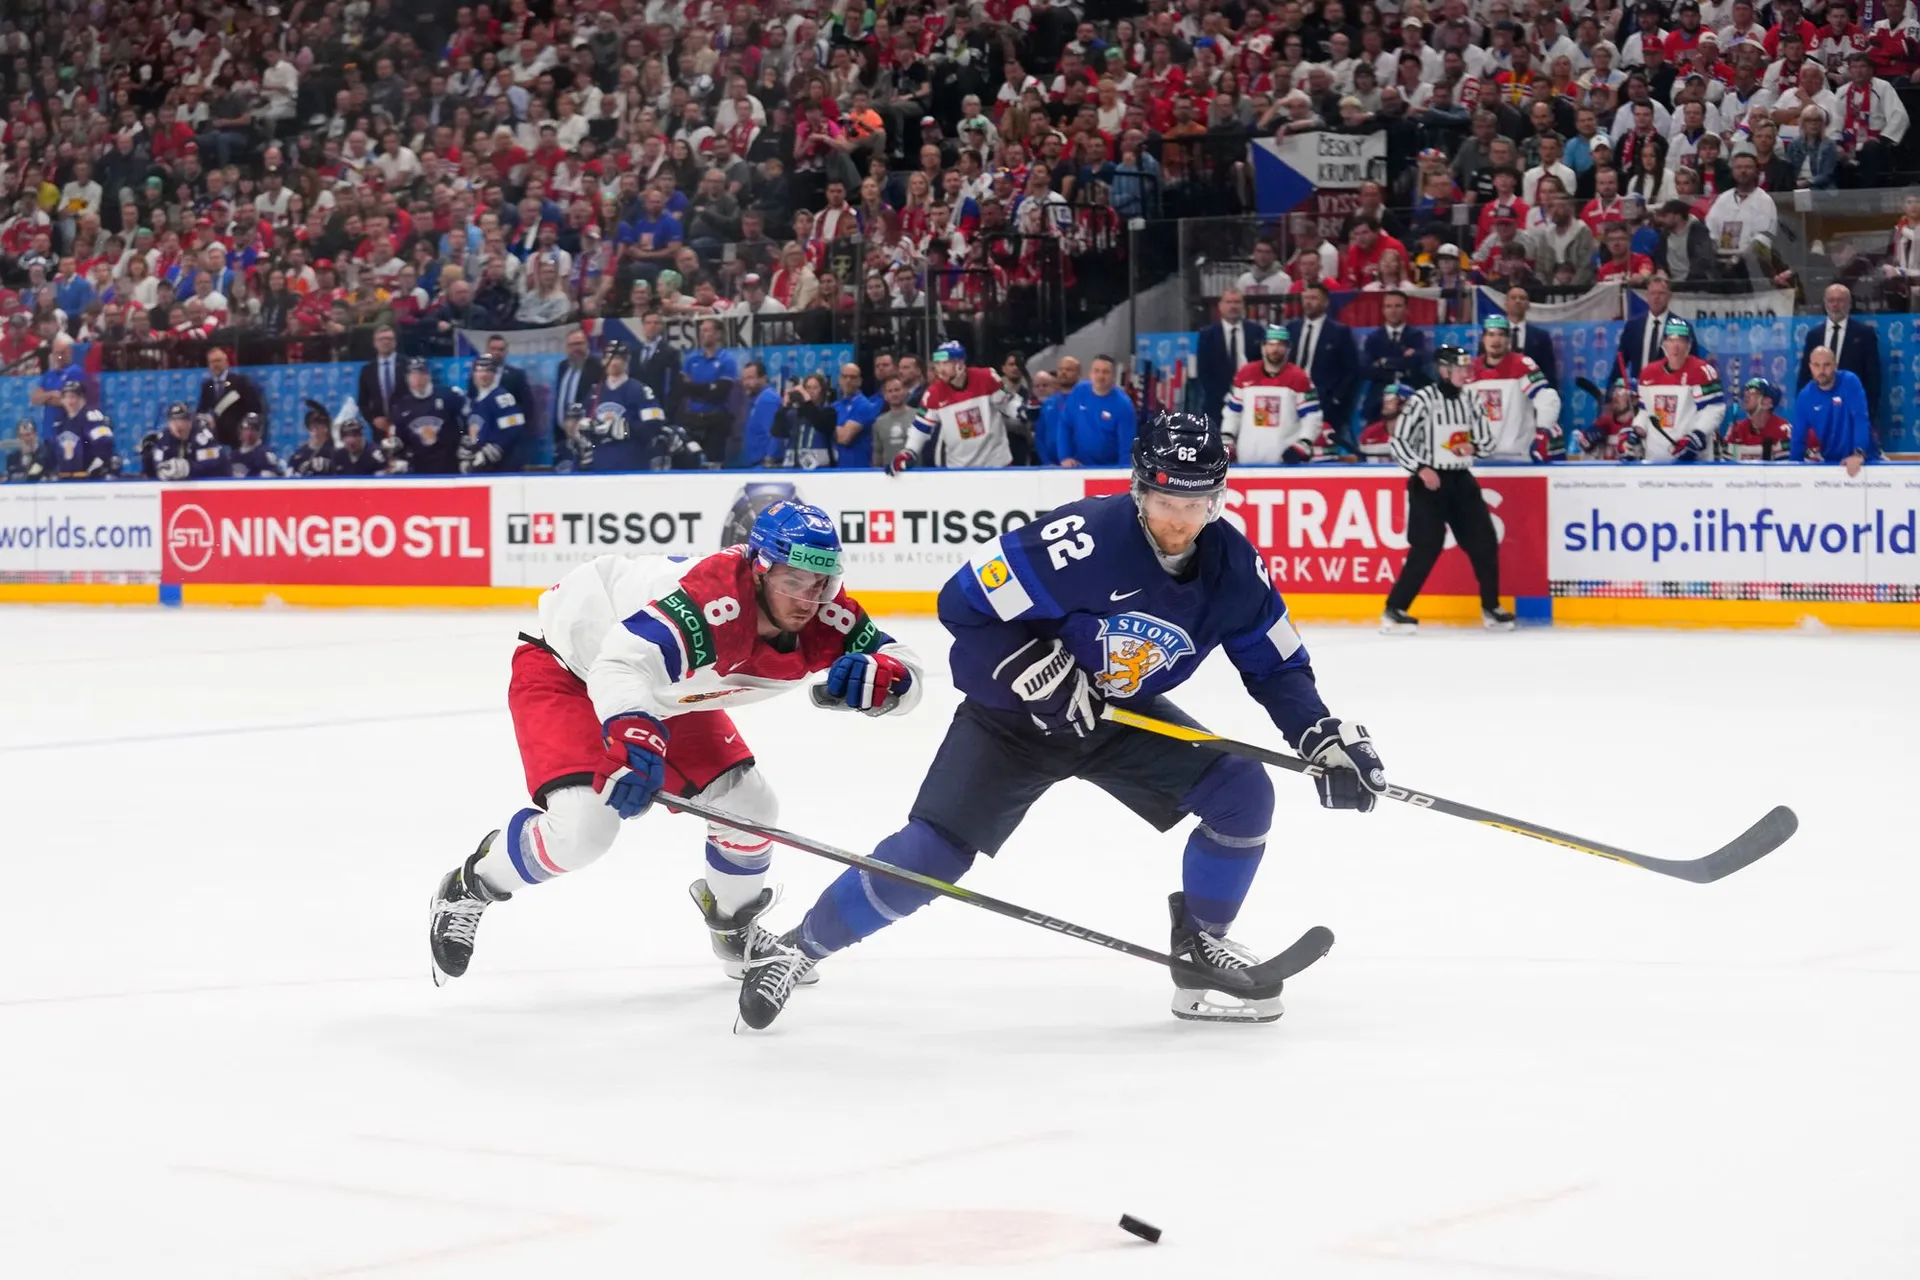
[1,606,1916,1278]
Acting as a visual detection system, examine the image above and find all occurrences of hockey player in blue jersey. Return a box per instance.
[390,359,467,475]
[230,413,284,477]
[582,341,670,471]
[7,418,55,482]
[145,405,231,481]
[739,412,1387,1029]
[49,382,119,480]
[288,403,337,476]
[459,353,525,473]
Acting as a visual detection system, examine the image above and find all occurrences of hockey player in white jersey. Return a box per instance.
[426,500,924,987]
[886,340,1014,471]
[1468,314,1561,461]
[1626,317,1725,463]
[1220,324,1325,464]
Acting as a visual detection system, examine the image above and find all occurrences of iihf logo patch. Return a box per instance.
[1096,613,1196,697]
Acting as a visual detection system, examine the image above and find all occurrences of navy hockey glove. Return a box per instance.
[596,713,669,819]
[1298,716,1387,812]
[823,652,912,715]
[1006,639,1104,737]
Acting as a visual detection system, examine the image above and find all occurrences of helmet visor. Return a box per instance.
[763,561,841,607]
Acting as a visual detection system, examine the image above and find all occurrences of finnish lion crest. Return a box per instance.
[1096,613,1196,697]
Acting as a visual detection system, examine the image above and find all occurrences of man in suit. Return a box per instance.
[194,346,266,449]
[1359,289,1433,422]
[1194,288,1267,425]
[1293,283,1362,452]
[551,327,605,454]
[1797,284,1881,423]
[469,333,539,446]
[1616,274,1709,383]
[630,310,681,410]
[1502,285,1558,390]
[357,324,404,439]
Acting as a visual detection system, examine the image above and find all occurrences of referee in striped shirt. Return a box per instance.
[1382,344,1514,633]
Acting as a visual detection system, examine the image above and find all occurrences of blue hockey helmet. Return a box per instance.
[166,401,192,421]
[932,340,967,366]
[747,499,843,618]
[1744,376,1782,407]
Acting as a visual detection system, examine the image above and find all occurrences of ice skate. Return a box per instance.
[1167,892,1284,1024]
[1482,605,1517,631]
[688,879,818,985]
[735,928,819,1031]
[1380,606,1419,635]
[429,831,511,986]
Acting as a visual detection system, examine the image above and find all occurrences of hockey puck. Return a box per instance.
[1118,1215,1161,1243]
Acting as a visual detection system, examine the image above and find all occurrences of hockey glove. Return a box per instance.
[886,448,916,476]
[157,457,190,480]
[1616,426,1645,461]
[597,713,670,819]
[1670,430,1706,461]
[1006,639,1104,737]
[823,652,913,715]
[378,434,403,456]
[1297,716,1387,813]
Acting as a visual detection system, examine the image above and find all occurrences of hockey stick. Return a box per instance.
[661,789,1334,996]
[1103,707,1796,885]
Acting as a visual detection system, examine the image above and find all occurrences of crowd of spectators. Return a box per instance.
[0,0,1914,479]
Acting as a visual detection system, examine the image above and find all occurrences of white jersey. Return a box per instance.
[913,367,1014,468]
[1636,356,1727,462]
[533,551,925,725]
[1467,351,1561,459]
[1220,361,1322,464]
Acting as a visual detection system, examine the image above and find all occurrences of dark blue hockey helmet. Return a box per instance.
[1133,411,1229,502]
[406,356,430,374]
[473,353,501,373]
[604,339,629,363]
[166,401,192,421]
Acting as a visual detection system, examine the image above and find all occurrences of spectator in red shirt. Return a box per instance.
[1595,222,1655,285]
[1343,218,1410,288]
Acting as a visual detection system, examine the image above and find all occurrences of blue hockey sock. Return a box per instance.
[796,820,975,959]
[1178,755,1273,936]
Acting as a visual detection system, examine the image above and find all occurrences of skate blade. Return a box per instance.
[1171,990,1285,1024]
[1482,618,1517,632]
[1379,618,1418,635]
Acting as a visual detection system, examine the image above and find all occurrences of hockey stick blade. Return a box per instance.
[1103,707,1797,884]
[662,792,1328,993]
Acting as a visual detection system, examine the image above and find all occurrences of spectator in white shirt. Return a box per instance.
[1523,135,1576,205]
[1235,238,1295,295]
[259,48,298,135]
[373,132,422,186]
[1705,153,1780,272]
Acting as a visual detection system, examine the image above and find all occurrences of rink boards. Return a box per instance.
[5,465,1920,628]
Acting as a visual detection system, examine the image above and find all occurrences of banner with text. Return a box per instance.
[0,484,160,579]
[1549,469,1920,596]
[159,482,492,586]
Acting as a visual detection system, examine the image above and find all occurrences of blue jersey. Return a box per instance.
[942,493,1329,745]
[393,388,468,474]
[584,376,668,472]
[146,424,230,479]
[464,382,526,471]
[231,443,284,477]
[49,408,118,479]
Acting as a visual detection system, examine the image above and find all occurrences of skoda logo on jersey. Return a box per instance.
[1096,613,1195,698]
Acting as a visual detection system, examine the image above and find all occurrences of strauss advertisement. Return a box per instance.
[160,484,491,586]
[1088,473,1549,595]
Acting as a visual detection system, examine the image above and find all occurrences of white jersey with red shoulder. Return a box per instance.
[1221,360,1324,463]
[1636,356,1727,463]
[533,550,926,724]
[1467,350,1561,459]
[913,364,1014,468]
